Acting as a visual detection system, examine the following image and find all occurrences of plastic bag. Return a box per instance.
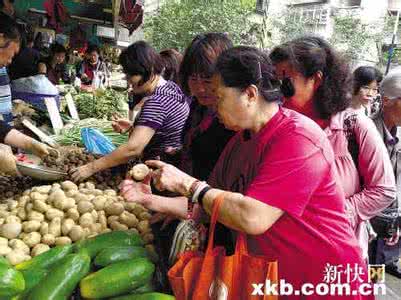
[81,128,116,155]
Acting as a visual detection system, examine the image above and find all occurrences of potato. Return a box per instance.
[104,189,117,197]
[61,219,75,236]
[79,213,93,228]
[101,228,112,234]
[89,223,102,234]
[6,216,21,224]
[55,237,72,246]
[23,232,41,247]
[105,202,124,216]
[142,233,154,244]
[129,163,150,181]
[98,211,107,229]
[25,203,34,212]
[6,249,29,265]
[138,212,151,221]
[17,196,30,208]
[33,200,48,213]
[41,234,55,246]
[79,183,85,189]
[104,199,116,208]
[65,190,78,198]
[0,245,12,256]
[0,223,22,239]
[8,239,29,255]
[53,197,75,211]
[51,183,61,189]
[40,222,49,235]
[132,204,146,216]
[0,211,9,219]
[30,192,48,202]
[61,181,78,191]
[17,208,27,221]
[66,208,80,221]
[46,208,64,220]
[10,209,18,216]
[19,232,27,240]
[77,201,94,214]
[119,211,139,228]
[93,190,104,197]
[85,182,96,190]
[31,243,50,256]
[93,196,107,211]
[83,228,91,238]
[35,186,52,194]
[49,218,61,237]
[62,198,76,211]
[79,188,92,195]
[107,215,119,224]
[48,189,66,204]
[74,193,89,203]
[137,220,150,234]
[0,237,7,246]
[0,218,4,226]
[27,211,44,222]
[7,200,18,211]
[22,220,41,233]
[110,221,128,231]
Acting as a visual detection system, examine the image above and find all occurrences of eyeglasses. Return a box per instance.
[360,86,379,94]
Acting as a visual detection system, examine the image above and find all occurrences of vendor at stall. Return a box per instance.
[76,44,109,86]
[38,43,71,85]
[0,120,53,175]
[71,41,190,182]
[121,46,373,299]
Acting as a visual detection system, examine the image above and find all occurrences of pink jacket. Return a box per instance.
[324,108,396,258]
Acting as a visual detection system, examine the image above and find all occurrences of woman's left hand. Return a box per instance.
[70,164,95,182]
[146,160,196,195]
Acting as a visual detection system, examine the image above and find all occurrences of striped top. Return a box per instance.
[0,67,12,114]
[135,78,190,159]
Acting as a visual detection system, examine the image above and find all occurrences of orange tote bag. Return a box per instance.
[168,193,278,300]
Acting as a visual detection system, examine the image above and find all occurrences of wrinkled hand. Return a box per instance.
[111,118,133,134]
[29,140,56,159]
[70,163,96,182]
[146,160,195,195]
[0,148,18,176]
[120,179,152,206]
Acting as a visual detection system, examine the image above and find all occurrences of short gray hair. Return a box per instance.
[380,68,401,99]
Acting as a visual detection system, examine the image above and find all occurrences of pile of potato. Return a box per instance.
[0,181,154,265]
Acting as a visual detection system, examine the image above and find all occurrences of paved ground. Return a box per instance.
[377,273,401,300]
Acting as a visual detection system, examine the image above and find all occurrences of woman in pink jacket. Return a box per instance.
[270,36,396,260]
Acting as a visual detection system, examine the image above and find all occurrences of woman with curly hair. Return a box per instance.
[270,36,396,261]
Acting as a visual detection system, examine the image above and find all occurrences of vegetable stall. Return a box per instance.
[0,84,175,299]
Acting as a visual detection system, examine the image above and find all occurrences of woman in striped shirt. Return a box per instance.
[71,41,190,182]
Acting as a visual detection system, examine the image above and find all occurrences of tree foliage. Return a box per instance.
[144,0,256,51]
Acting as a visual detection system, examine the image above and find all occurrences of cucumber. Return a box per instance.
[0,257,10,267]
[0,264,25,297]
[130,281,155,294]
[16,244,73,271]
[94,246,151,267]
[110,292,175,300]
[74,230,144,258]
[18,268,48,298]
[80,258,154,299]
[27,253,90,300]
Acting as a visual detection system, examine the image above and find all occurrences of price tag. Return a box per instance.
[44,97,64,135]
[65,93,80,120]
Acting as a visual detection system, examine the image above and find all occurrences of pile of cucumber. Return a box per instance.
[0,230,174,300]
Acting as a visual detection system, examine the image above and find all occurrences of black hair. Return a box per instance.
[50,43,67,55]
[119,40,164,83]
[215,46,282,103]
[353,66,383,95]
[270,35,352,119]
[179,32,233,95]
[0,15,20,43]
[160,48,182,84]
[86,44,100,55]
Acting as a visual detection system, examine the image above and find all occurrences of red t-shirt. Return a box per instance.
[209,107,373,299]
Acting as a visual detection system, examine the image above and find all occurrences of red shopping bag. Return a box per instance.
[168,193,278,300]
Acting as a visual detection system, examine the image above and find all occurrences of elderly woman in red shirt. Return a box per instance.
[121,46,374,299]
